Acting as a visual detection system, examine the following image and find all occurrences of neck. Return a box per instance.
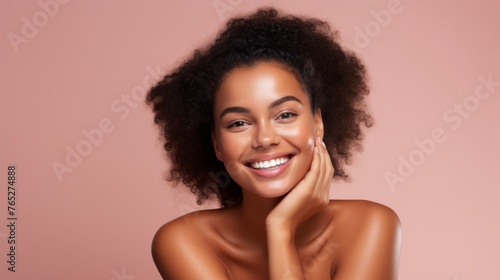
[235,190,283,246]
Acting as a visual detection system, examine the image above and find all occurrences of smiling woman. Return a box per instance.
[212,62,322,199]
[146,6,401,280]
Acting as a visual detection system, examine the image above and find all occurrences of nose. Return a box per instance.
[251,122,280,149]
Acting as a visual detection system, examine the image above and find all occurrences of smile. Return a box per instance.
[249,156,290,169]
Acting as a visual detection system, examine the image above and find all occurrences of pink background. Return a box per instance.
[1,0,499,279]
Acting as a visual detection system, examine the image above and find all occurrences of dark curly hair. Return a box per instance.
[146,7,373,208]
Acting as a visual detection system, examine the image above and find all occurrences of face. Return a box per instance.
[212,61,324,198]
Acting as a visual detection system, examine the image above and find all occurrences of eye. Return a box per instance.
[227,120,247,128]
[277,112,297,120]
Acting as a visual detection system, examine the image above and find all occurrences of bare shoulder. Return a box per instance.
[327,200,402,280]
[329,199,401,226]
[151,209,230,279]
[328,199,402,243]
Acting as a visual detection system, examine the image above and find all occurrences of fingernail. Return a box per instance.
[322,141,326,147]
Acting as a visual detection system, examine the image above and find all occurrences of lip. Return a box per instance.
[245,154,294,178]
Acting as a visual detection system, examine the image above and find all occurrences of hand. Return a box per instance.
[266,137,334,232]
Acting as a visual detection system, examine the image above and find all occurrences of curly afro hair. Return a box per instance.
[146,7,373,208]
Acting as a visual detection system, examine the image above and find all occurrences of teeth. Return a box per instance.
[250,157,289,169]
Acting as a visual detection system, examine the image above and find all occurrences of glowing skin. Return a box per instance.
[212,61,322,199]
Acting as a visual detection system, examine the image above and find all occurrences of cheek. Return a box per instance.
[279,122,316,169]
[301,138,315,168]
[218,135,247,176]
[279,122,316,151]
[219,139,239,162]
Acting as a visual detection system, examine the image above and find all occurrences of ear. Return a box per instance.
[314,108,324,139]
[211,131,223,161]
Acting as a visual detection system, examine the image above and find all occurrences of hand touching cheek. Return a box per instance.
[266,137,334,231]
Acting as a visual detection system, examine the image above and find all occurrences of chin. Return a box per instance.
[240,175,302,199]
[256,185,294,198]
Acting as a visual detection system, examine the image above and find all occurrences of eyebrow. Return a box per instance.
[219,95,302,120]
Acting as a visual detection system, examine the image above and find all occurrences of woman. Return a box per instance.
[146,7,402,280]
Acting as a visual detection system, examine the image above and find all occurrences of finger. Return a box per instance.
[304,140,321,187]
[318,138,333,198]
[313,137,326,192]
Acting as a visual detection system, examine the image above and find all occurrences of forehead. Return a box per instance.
[214,61,310,110]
